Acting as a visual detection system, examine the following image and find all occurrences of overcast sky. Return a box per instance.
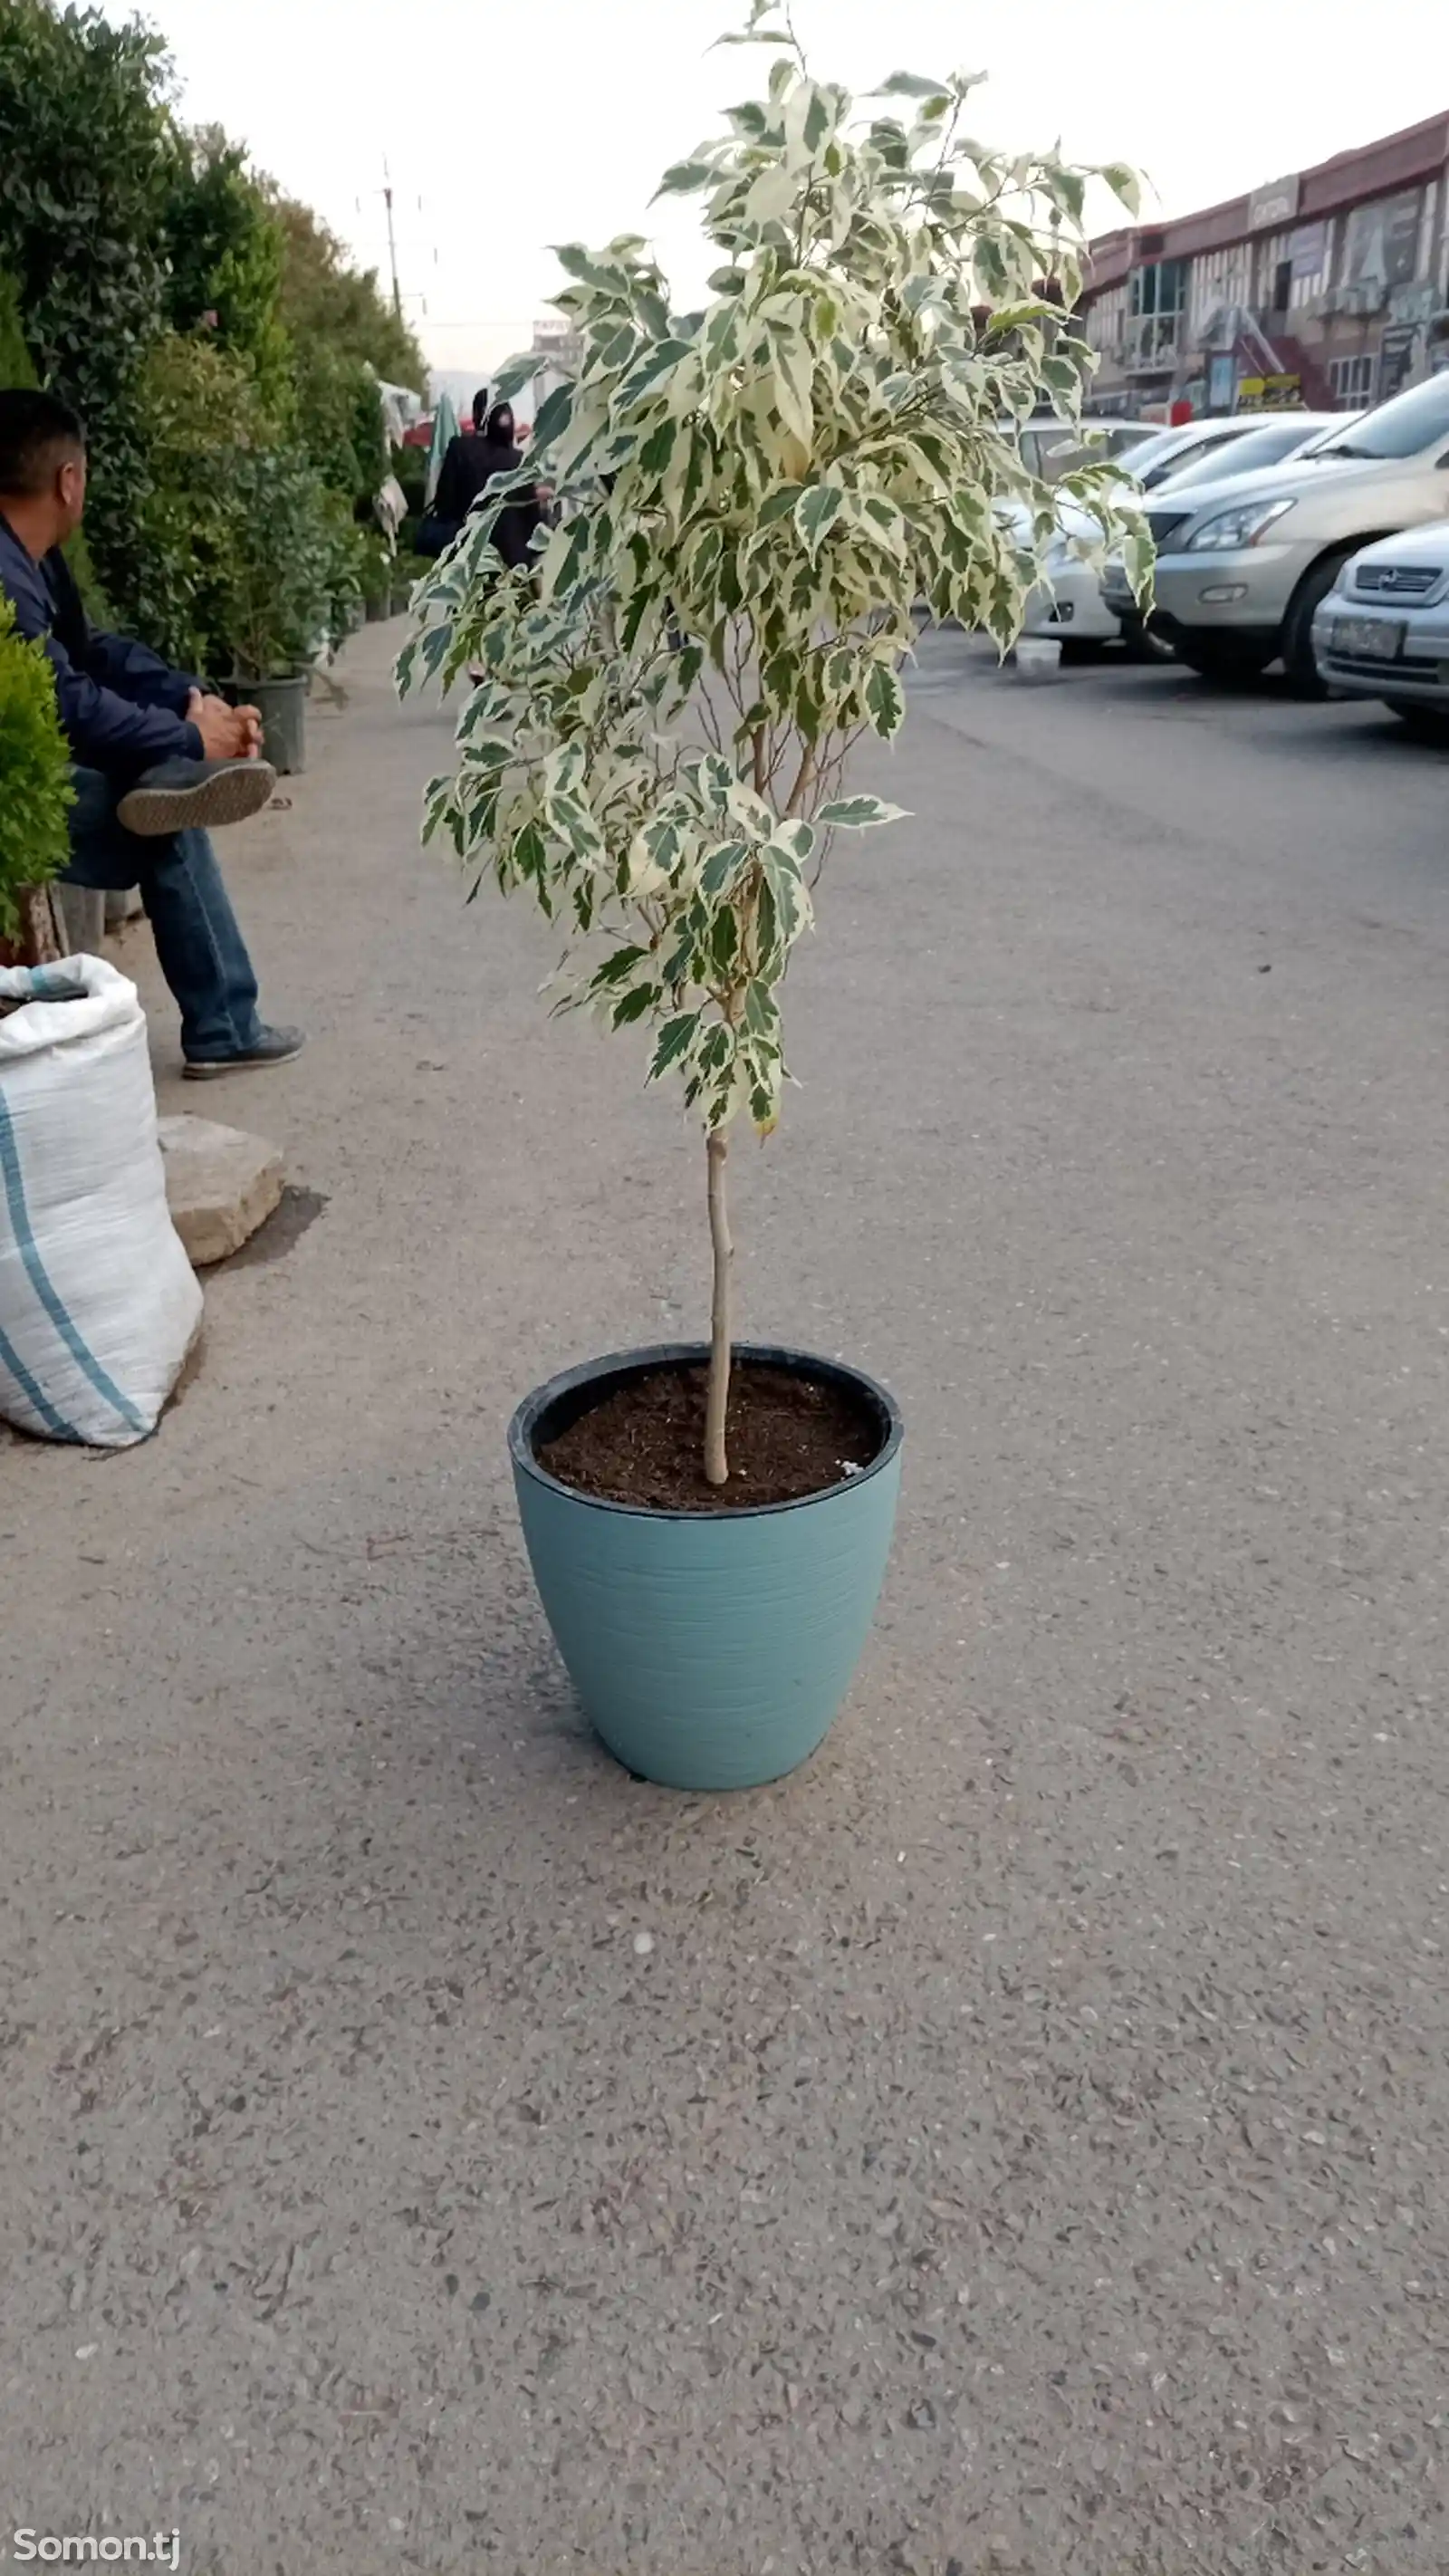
[110,0,1448,386]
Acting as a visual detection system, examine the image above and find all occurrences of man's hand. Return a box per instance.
[187,688,263,761]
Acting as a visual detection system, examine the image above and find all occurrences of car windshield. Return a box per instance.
[1310,374,1449,461]
[1116,424,1204,481]
[1159,418,1337,487]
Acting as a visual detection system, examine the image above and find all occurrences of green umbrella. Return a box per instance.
[425,391,460,506]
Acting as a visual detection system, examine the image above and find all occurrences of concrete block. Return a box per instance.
[54,884,105,953]
[158,1115,283,1266]
[105,886,144,928]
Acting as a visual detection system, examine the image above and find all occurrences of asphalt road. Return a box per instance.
[5,627,1449,2575]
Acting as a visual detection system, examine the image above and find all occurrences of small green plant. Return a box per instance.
[0,594,74,949]
[400,0,1148,1485]
[216,445,340,678]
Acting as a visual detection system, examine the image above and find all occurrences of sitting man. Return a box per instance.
[0,389,302,1076]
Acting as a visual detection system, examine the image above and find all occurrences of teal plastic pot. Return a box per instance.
[509,1344,903,1792]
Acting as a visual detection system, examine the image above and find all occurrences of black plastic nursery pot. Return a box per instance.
[225,673,307,775]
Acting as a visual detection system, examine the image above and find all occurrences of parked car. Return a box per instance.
[1102,373,1449,690]
[1012,416,1157,482]
[1310,519,1449,738]
[1022,415,1344,650]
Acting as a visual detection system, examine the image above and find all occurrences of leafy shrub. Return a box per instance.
[293,343,385,506]
[214,445,350,678]
[162,124,292,420]
[0,261,110,623]
[0,0,171,625]
[390,439,428,516]
[130,331,264,675]
[0,596,73,942]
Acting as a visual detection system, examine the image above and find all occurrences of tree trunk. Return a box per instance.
[0,884,64,970]
[704,1129,733,1489]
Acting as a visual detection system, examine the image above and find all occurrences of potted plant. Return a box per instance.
[359,528,396,622]
[216,444,338,773]
[0,595,74,968]
[398,1,1147,1791]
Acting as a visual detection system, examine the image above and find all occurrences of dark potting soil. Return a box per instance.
[538,1360,882,1511]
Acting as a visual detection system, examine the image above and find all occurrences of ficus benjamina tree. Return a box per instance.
[398,0,1150,1488]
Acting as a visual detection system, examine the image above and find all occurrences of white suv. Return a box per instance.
[1100,373,1449,690]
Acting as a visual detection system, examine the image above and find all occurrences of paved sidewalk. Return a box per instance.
[4,625,1448,2573]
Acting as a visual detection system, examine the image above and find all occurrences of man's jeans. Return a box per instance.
[62,766,262,1064]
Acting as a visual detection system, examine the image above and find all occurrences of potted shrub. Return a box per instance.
[216,444,338,773]
[398,2,1147,1791]
[0,595,73,968]
[360,529,396,622]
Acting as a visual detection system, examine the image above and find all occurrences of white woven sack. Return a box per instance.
[0,956,203,1446]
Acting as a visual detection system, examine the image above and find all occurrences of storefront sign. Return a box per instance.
[1236,372,1303,411]
[1378,321,1420,399]
[1291,221,1328,279]
[1249,174,1300,232]
[1345,191,1422,292]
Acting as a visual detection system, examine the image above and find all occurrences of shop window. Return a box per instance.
[1328,353,1377,407]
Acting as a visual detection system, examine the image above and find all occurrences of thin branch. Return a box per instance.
[705,1131,733,1488]
[784,745,817,819]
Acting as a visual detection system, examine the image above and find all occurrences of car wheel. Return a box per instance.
[1385,699,1449,745]
[1175,636,1274,684]
[1281,549,1356,697]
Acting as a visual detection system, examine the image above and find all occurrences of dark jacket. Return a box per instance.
[0,511,203,773]
[432,431,496,529]
[433,432,542,570]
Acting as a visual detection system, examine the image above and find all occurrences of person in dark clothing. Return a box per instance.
[431,394,542,569]
[429,386,494,533]
[474,403,543,572]
[0,390,301,1074]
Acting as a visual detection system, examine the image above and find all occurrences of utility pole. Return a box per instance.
[383,159,402,322]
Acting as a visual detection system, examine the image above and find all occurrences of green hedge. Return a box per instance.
[0,595,73,939]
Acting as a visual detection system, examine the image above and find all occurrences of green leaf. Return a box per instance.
[794,484,843,555]
[653,159,719,198]
[649,1014,700,1078]
[700,838,750,898]
[528,380,575,457]
[617,338,696,408]
[638,417,678,478]
[758,484,808,527]
[1100,160,1142,216]
[876,70,952,99]
[612,984,660,1025]
[817,795,908,829]
[492,349,547,405]
[801,86,830,153]
[864,659,906,740]
[552,243,629,293]
[710,907,739,975]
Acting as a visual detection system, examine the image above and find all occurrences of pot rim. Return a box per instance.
[509,1341,904,1523]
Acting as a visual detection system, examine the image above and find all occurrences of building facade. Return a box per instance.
[1081,112,1449,418]
[529,317,584,418]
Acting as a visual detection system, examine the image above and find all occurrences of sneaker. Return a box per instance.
[118,757,278,837]
[183,1024,305,1080]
